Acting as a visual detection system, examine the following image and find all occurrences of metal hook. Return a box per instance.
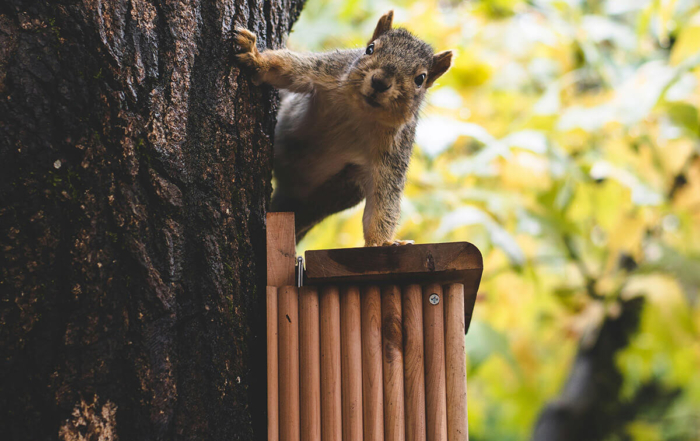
[296,256,304,287]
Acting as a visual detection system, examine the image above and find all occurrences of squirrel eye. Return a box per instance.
[415,73,426,87]
[365,43,374,55]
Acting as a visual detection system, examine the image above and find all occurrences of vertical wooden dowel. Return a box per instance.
[278,286,300,441]
[321,286,342,441]
[341,286,363,441]
[381,285,405,441]
[423,283,447,441]
[445,284,468,441]
[300,286,321,441]
[267,286,280,441]
[362,286,385,441]
[266,212,296,287]
[403,284,427,441]
[266,212,296,441]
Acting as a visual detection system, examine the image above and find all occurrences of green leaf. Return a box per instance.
[465,320,519,375]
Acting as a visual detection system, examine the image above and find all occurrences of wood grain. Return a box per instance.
[381,285,405,441]
[267,212,296,287]
[445,284,469,441]
[267,286,280,441]
[362,286,385,441]
[305,242,481,285]
[300,286,321,441]
[320,286,342,441]
[305,242,482,333]
[423,283,447,441]
[341,286,363,441]
[278,286,300,441]
[402,284,427,441]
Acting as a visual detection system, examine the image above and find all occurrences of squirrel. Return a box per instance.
[235,11,453,246]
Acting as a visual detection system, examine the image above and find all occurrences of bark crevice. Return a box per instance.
[0,1,304,439]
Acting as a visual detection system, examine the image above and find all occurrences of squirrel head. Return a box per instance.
[346,10,454,127]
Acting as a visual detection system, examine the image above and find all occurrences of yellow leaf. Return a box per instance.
[670,13,700,65]
[626,421,662,441]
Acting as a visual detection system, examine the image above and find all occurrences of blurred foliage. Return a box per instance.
[290,0,700,439]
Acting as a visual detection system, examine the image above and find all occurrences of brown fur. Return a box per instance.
[235,11,453,246]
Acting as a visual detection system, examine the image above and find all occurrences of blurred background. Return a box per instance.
[289,0,700,439]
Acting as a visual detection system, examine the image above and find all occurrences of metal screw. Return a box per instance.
[429,293,440,305]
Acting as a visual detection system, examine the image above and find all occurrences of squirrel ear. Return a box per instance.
[370,10,394,43]
[427,50,454,88]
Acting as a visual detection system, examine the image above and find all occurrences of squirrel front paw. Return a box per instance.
[383,239,414,246]
[234,28,265,84]
[364,239,414,247]
[234,28,258,52]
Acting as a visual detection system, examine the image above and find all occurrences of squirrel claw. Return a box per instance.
[234,28,265,83]
[233,27,257,52]
[364,239,414,247]
[382,239,414,246]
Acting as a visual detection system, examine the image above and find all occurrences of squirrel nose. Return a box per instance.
[371,76,391,93]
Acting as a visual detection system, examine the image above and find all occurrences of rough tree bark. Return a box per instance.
[0,0,303,439]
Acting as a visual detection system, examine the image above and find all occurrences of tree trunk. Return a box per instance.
[531,297,645,441]
[0,0,303,439]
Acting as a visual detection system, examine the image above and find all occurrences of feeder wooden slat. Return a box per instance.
[305,243,482,334]
[266,213,483,441]
[267,286,279,441]
[403,284,427,441]
[423,283,447,441]
[321,286,342,441]
[300,286,321,441]
[341,286,363,441]
[381,285,405,441]
[304,242,479,288]
[445,284,469,441]
[267,212,297,287]
[278,286,300,441]
[361,286,385,441]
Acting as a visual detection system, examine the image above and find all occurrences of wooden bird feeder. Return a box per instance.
[266,213,483,441]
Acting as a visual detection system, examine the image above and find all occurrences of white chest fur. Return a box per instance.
[274,90,396,199]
